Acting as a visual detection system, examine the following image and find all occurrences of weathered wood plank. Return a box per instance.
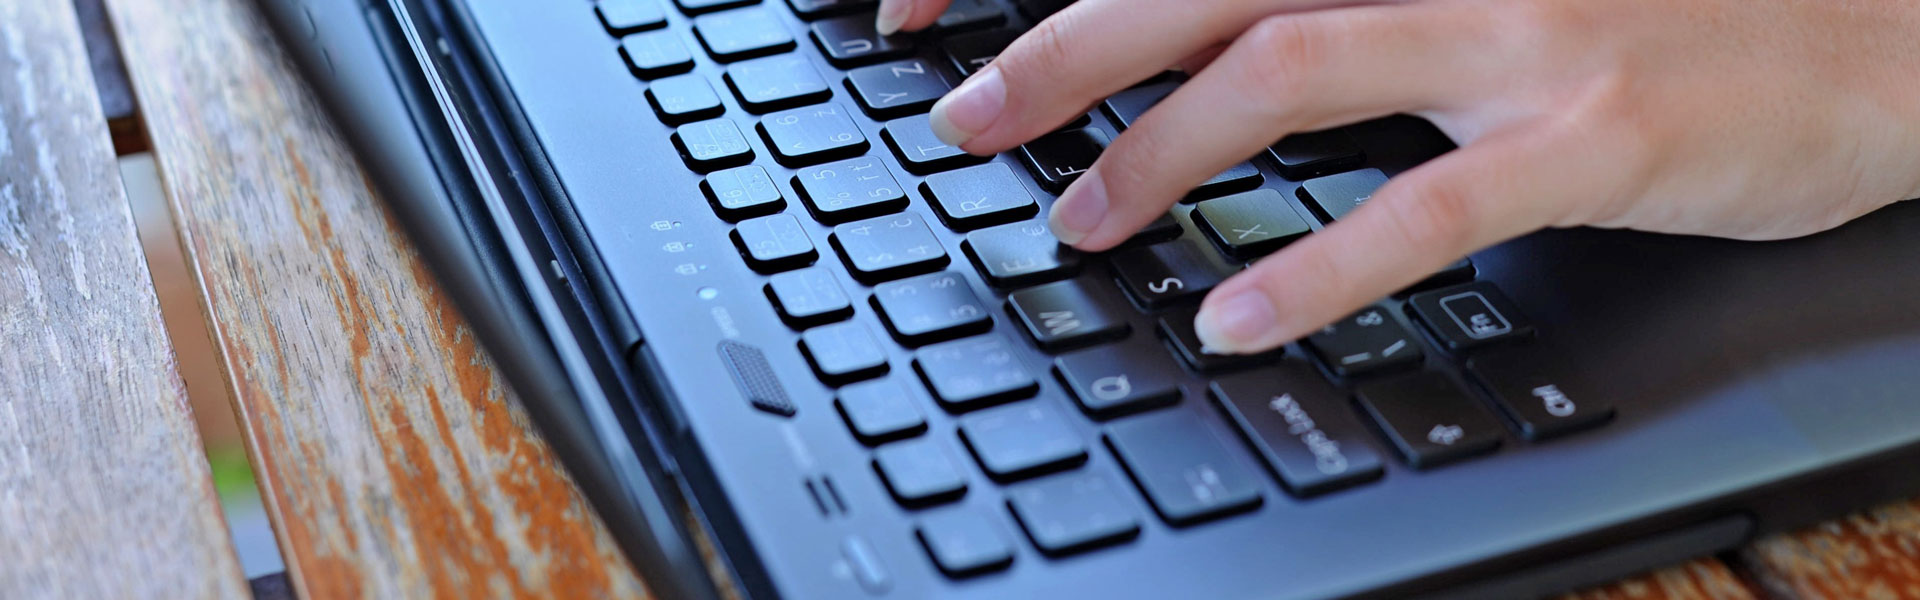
[101,0,650,597]
[1740,499,1920,600]
[0,1,247,598]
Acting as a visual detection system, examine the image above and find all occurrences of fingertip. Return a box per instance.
[875,0,911,35]
[1194,287,1291,355]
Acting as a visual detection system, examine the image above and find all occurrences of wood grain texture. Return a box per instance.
[1563,558,1760,600]
[0,0,247,598]
[1742,499,1920,600]
[101,0,649,597]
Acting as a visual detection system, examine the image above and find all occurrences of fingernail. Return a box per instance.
[928,66,1004,148]
[1194,291,1277,354]
[1047,171,1107,246]
[875,0,910,35]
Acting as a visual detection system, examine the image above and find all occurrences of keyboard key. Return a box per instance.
[963,221,1080,288]
[1298,168,1387,222]
[760,103,871,166]
[676,0,757,15]
[960,401,1088,480]
[766,266,853,327]
[1007,280,1130,352]
[1055,342,1183,418]
[1007,471,1140,556]
[787,0,873,19]
[1407,281,1534,351]
[1100,81,1176,130]
[915,335,1037,411]
[801,321,889,383]
[1122,213,1184,247]
[1020,128,1108,194]
[1270,130,1365,180]
[1107,410,1263,525]
[1466,346,1614,441]
[725,54,831,113]
[831,211,949,283]
[883,114,987,175]
[693,7,795,61]
[846,59,952,120]
[922,163,1039,231]
[931,0,1005,32]
[837,378,927,444]
[703,165,785,220]
[1110,240,1238,309]
[672,118,754,171]
[1403,258,1478,295]
[1210,366,1385,496]
[917,509,1014,577]
[731,214,816,273]
[942,29,1015,77]
[647,74,725,124]
[1013,0,1073,21]
[620,30,696,79]
[1301,306,1424,377]
[598,0,667,35]
[798,156,907,224]
[874,438,968,506]
[1355,372,1503,469]
[810,14,913,68]
[1187,161,1265,202]
[1156,308,1281,374]
[873,271,993,346]
[1193,189,1312,260]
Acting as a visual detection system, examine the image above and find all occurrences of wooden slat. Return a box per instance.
[1740,499,1920,599]
[101,0,650,597]
[0,1,247,598]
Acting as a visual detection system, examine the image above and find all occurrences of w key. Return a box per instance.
[1007,280,1130,352]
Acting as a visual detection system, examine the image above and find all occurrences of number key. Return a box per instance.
[759,103,871,167]
[831,211,949,283]
[731,214,816,273]
[914,335,1036,411]
[672,118,754,171]
[692,7,795,62]
[796,156,907,224]
[620,30,695,79]
[646,74,724,124]
[872,271,993,346]
[959,401,1086,481]
[597,0,667,35]
[800,321,889,384]
[725,54,831,113]
[767,266,853,327]
[703,165,784,220]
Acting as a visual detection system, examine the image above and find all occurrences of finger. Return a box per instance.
[1048,3,1491,250]
[1192,126,1596,354]
[928,0,1372,154]
[1175,44,1228,74]
[876,0,952,35]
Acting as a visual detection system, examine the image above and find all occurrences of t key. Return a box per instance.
[872,271,993,346]
[847,58,953,120]
[883,114,987,175]
[1020,128,1108,194]
[831,211,950,283]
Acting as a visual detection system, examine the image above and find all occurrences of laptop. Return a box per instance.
[257,0,1920,597]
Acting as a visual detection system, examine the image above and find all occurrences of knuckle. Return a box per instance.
[1007,13,1083,83]
[1381,177,1477,255]
[1237,16,1330,107]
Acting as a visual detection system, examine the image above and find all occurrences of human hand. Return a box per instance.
[879,0,1920,353]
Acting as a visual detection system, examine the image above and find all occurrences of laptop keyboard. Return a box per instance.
[595,0,1620,579]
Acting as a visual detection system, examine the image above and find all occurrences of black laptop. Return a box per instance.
[258,0,1920,597]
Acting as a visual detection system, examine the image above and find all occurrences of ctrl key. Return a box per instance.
[1007,471,1140,556]
[1467,346,1614,441]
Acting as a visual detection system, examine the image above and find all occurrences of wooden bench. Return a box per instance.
[2,0,1916,597]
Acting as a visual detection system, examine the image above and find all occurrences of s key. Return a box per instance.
[1110,240,1239,310]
